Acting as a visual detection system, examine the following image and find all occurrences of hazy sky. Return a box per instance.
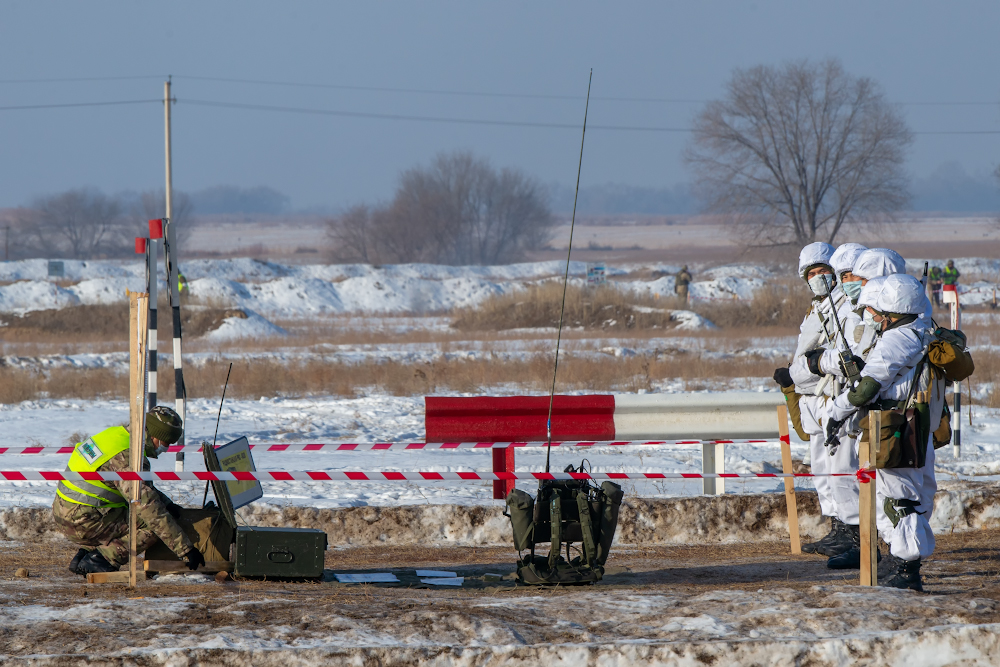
[1,1,998,210]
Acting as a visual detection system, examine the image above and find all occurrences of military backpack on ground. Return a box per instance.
[505,464,623,585]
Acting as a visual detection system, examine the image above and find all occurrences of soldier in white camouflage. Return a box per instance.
[52,407,205,575]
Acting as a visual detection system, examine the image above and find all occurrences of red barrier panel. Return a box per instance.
[425,395,616,498]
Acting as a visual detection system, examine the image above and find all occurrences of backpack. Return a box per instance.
[505,463,623,585]
[928,326,975,382]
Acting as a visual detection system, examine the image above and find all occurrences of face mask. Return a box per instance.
[144,434,169,459]
[863,310,879,330]
[808,274,832,297]
[841,280,863,303]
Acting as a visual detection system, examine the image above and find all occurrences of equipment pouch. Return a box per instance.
[928,334,975,383]
[933,402,952,450]
[505,489,535,551]
[861,408,928,469]
[596,482,623,566]
[781,384,809,442]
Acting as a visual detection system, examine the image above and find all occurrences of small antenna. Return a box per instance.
[202,363,233,509]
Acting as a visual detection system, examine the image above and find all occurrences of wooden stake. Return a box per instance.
[776,405,801,554]
[128,291,149,589]
[859,410,879,586]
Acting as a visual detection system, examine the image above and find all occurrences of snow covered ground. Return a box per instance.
[0,393,997,515]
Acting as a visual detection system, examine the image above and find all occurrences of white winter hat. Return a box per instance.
[857,276,886,310]
[852,248,906,281]
[875,273,929,316]
[830,243,868,278]
[797,242,835,280]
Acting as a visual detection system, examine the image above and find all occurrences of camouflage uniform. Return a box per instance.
[52,449,193,567]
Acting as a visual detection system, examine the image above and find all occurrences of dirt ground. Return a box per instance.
[3,530,1000,665]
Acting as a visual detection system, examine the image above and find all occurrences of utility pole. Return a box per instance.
[164,76,187,472]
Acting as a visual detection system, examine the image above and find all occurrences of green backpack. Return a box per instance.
[505,464,624,585]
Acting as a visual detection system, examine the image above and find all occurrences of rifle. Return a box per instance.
[823,276,861,388]
[921,261,929,289]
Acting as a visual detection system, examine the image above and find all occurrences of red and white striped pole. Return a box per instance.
[148,220,163,410]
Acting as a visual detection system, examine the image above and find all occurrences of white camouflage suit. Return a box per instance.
[787,242,844,521]
[828,274,943,561]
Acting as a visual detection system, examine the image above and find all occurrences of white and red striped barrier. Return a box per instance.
[425,393,786,498]
[0,439,781,456]
[0,469,875,483]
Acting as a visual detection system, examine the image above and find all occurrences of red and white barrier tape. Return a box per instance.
[0,469,868,482]
[0,439,782,455]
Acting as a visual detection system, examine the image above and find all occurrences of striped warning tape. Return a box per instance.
[0,439,782,455]
[0,469,872,482]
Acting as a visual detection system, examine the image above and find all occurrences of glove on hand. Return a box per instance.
[824,417,845,451]
[772,367,794,389]
[184,547,206,571]
[805,349,825,377]
[165,502,183,519]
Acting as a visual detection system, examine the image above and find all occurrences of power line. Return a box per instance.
[179,97,1000,135]
[0,99,161,111]
[179,98,692,132]
[173,74,705,104]
[4,72,994,108]
[0,75,166,84]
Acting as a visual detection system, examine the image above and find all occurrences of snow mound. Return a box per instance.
[671,309,717,330]
[202,309,288,342]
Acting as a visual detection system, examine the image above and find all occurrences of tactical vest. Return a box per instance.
[505,468,623,585]
[55,426,130,508]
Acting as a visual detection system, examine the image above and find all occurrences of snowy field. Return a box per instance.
[0,393,997,515]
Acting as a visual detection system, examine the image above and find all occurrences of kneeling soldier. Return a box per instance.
[52,406,205,575]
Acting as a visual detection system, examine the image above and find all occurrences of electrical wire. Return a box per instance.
[0,99,160,111]
[544,70,592,474]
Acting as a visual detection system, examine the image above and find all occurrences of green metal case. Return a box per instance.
[234,526,327,578]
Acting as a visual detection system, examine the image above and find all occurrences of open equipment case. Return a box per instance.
[145,437,327,578]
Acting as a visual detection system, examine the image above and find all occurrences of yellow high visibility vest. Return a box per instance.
[55,426,131,508]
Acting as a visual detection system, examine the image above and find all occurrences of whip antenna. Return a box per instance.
[545,69,592,474]
[202,362,233,508]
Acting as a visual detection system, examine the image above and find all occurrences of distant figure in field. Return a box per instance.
[675,265,692,304]
[928,265,942,307]
[943,260,960,291]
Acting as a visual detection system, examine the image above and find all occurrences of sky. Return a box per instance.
[1,1,998,212]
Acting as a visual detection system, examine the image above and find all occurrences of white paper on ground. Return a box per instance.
[334,573,399,583]
[420,577,464,586]
[415,570,457,577]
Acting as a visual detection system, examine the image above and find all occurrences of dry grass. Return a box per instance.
[451,280,810,332]
[0,304,250,345]
[0,351,778,403]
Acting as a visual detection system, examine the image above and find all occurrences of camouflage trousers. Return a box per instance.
[52,498,159,567]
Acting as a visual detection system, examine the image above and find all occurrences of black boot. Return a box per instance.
[881,558,923,592]
[77,550,119,574]
[827,526,881,569]
[877,552,904,579]
[803,517,842,555]
[68,548,89,575]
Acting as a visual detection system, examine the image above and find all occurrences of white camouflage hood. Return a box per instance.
[830,243,868,278]
[875,273,928,315]
[797,242,835,280]
[853,248,906,280]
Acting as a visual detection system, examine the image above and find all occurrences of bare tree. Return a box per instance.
[130,189,195,250]
[685,59,912,246]
[327,152,555,265]
[15,189,130,258]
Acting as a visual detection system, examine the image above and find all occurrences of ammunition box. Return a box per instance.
[234,526,327,578]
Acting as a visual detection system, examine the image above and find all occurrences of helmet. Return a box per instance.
[947,259,955,267]
[146,406,183,445]
[857,276,886,310]
[798,242,835,281]
[875,274,929,316]
[852,248,906,281]
[830,243,868,280]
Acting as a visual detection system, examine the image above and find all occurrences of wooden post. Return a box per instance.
[777,405,801,554]
[859,410,879,586]
[128,291,149,589]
